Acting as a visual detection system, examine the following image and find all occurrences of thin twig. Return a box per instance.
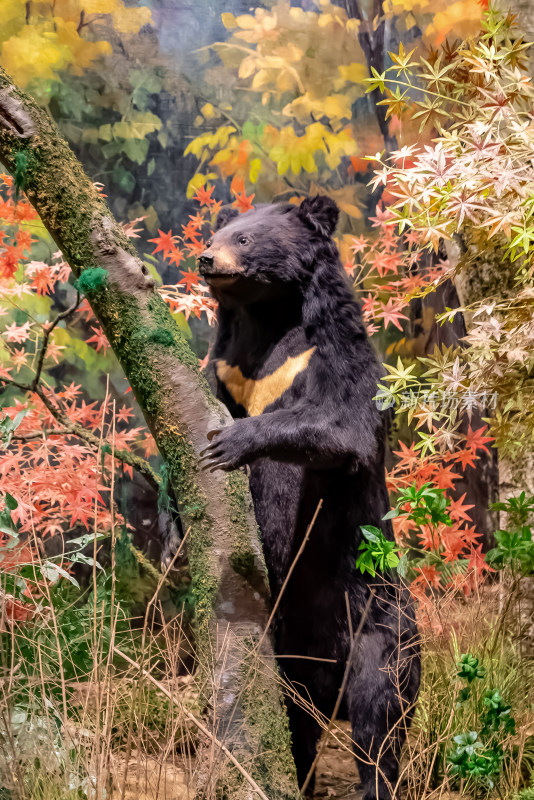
[112,647,271,800]
[31,292,81,390]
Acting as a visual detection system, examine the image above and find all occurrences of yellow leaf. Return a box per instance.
[239,56,257,79]
[337,200,362,219]
[235,14,256,29]
[221,12,237,28]
[252,69,271,90]
[1,25,71,84]
[249,158,262,183]
[187,174,209,199]
[99,124,113,142]
[276,70,297,92]
[201,103,215,118]
[82,128,100,144]
[338,62,367,84]
[211,148,232,165]
[302,153,317,173]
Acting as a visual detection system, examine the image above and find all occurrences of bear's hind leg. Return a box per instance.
[286,697,323,796]
[346,623,419,800]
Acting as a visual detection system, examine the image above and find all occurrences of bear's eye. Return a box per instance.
[206,239,213,248]
[238,235,249,246]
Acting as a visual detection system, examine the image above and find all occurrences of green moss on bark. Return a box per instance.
[240,645,300,800]
[146,328,174,346]
[226,470,258,579]
[75,267,109,294]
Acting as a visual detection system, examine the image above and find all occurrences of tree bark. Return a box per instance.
[0,70,299,799]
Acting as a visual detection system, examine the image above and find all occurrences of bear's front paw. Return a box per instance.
[199,423,253,472]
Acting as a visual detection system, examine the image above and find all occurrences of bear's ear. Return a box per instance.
[215,206,239,232]
[297,195,339,237]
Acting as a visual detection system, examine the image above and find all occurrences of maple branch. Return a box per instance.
[1,290,161,489]
[0,68,299,798]
[12,428,60,440]
[31,291,81,391]
[37,386,162,491]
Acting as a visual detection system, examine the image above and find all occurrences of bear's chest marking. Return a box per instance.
[216,347,315,417]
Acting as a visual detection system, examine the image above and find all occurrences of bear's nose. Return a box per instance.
[198,252,214,275]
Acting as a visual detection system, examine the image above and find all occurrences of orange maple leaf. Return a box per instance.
[148,229,179,258]
[193,184,216,207]
[232,189,255,213]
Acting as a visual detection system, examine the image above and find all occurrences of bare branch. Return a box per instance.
[31,292,81,391]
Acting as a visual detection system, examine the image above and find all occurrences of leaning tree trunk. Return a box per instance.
[0,69,299,798]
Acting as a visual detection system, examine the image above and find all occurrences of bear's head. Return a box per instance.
[197,195,339,304]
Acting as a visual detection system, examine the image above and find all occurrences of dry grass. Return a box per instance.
[1,534,533,800]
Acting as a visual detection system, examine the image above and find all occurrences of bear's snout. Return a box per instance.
[198,252,214,276]
[198,244,244,285]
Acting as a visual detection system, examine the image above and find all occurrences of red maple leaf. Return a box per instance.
[2,321,32,343]
[232,189,255,213]
[465,425,494,454]
[30,265,55,296]
[167,247,185,268]
[148,229,179,258]
[193,184,216,207]
[178,269,201,292]
[351,235,368,254]
[451,448,478,470]
[414,563,442,588]
[392,441,420,469]
[15,230,33,254]
[230,175,245,195]
[185,238,205,258]
[377,298,408,330]
[434,464,459,490]
[467,543,494,580]
[0,245,20,279]
[210,200,223,217]
[417,524,441,551]
[448,493,474,523]
[441,529,469,562]
[181,219,203,241]
[86,326,110,354]
[116,405,135,424]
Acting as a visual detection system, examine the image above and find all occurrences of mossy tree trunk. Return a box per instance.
[0,70,299,799]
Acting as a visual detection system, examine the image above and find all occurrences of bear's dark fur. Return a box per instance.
[198,197,420,800]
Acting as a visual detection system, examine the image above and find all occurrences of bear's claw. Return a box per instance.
[199,425,248,472]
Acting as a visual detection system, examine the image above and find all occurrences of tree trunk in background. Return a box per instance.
[0,69,299,799]
[342,0,499,544]
[448,235,534,656]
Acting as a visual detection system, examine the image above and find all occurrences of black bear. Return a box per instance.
[198,196,420,800]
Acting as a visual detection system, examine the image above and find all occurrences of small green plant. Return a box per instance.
[486,493,534,576]
[387,482,453,529]
[447,654,516,792]
[356,526,400,577]
[357,483,455,579]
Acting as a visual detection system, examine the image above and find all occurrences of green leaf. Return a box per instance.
[40,561,80,589]
[360,525,382,543]
[122,137,149,165]
[4,493,17,511]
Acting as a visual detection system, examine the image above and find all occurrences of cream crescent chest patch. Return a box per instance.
[216,347,316,417]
